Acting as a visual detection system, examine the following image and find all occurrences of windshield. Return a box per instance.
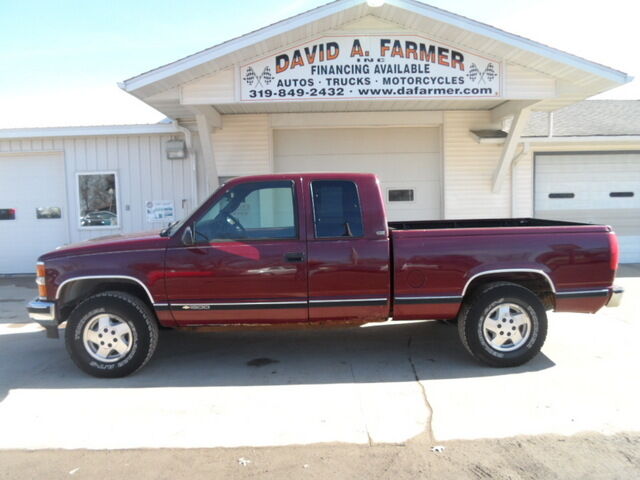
[159,182,228,237]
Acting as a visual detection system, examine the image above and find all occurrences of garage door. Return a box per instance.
[0,153,68,274]
[535,152,640,263]
[274,127,442,221]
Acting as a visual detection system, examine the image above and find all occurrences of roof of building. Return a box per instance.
[524,100,640,137]
[122,0,629,94]
[118,0,631,120]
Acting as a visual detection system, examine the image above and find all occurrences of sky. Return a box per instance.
[0,0,638,128]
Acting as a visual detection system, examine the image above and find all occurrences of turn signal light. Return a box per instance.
[36,263,47,299]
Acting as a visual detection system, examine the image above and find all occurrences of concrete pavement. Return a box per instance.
[0,268,638,449]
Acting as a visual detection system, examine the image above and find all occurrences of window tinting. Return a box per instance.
[388,189,414,202]
[195,181,296,241]
[312,180,364,238]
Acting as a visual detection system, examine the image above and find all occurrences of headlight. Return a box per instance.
[36,262,48,299]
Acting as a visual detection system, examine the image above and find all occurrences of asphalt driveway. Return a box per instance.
[0,267,638,450]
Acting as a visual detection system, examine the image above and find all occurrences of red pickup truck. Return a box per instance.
[28,173,623,377]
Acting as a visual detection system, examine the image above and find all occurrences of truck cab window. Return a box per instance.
[195,181,297,241]
[312,180,363,238]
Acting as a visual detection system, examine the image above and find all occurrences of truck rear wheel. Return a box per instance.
[65,291,159,378]
[458,282,547,367]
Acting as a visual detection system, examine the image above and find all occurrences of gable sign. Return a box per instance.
[240,35,501,102]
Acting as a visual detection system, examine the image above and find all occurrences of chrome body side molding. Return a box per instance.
[56,275,156,304]
[461,269,556,297]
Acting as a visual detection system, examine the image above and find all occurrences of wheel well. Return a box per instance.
[463,272,555,310]
[57,279,154,321]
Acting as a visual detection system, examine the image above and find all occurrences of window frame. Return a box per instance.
[36,207,63,220]
[387,188,416,203]
[194,179,300,243]
[310,180,365,240]
[76,171,121,231]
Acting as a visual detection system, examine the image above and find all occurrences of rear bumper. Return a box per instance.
[27,299,59,338]
[606,286,624,308]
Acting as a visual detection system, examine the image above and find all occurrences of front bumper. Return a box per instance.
[606,286,624,308]
[27,298,59,338]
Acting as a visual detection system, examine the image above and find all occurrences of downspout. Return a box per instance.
[173,121,199,209]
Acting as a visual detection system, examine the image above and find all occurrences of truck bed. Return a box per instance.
[389,217,615,322]
[388,217,585,231]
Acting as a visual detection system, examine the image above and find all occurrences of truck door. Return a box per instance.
[165,178,308,325]
[305,177,390,323]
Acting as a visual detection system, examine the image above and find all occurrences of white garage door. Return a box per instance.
[0,153,68,273]
[274,127,442,222]
[535,152,640,263]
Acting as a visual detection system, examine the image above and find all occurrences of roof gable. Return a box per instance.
[120,0,631,119]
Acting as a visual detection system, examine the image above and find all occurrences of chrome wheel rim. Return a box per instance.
[482,303,532,352]
[82,314,133,363]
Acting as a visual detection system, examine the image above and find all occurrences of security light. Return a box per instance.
[166,139,187,160]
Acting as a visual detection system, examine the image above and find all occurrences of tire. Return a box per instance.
[458,282,547,367]
[65,291,159,378]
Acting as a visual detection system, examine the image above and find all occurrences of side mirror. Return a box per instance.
[181,226,195,246]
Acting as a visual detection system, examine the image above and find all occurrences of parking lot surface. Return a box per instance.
[1,267,639,453]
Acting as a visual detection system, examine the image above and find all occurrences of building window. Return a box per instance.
[77,172,119,228]
[36,207,62,219]
[0,208,16,220]
[388,189,415,202]
[311,180,364,238]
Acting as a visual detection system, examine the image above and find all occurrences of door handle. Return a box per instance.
[284,252,304,263]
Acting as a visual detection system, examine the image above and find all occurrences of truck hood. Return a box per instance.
[39,231,170,261]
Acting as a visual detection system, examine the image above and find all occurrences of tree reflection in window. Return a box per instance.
[78,173,118,227]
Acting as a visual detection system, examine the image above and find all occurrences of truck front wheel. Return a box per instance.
[458,282,548,367]
[65,291,159,378]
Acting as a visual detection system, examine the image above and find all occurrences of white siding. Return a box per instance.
[181,68,236,105]
[443,111,511,218]
[512,151,534,217]
[0,134,194,244]
[274,127,442,221]
[505,64,556,99]
[212,115,272,176]
[333,14,409,32]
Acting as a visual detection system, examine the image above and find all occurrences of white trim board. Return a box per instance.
[0,124,180,140]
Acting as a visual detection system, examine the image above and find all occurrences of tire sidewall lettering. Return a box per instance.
[467,287,546,365]
[65,292,156,377]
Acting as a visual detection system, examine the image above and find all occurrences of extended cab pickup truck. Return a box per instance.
[28,173,624,377]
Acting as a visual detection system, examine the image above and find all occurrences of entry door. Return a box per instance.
[0,153,68,274]
[165,179,308,325]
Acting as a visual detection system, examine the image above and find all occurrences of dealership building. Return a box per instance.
[1,0,639,273]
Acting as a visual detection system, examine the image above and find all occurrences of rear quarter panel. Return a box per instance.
[392,225,615,319]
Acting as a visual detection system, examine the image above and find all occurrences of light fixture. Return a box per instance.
[367,0,385,7]
[166,139,187,160]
